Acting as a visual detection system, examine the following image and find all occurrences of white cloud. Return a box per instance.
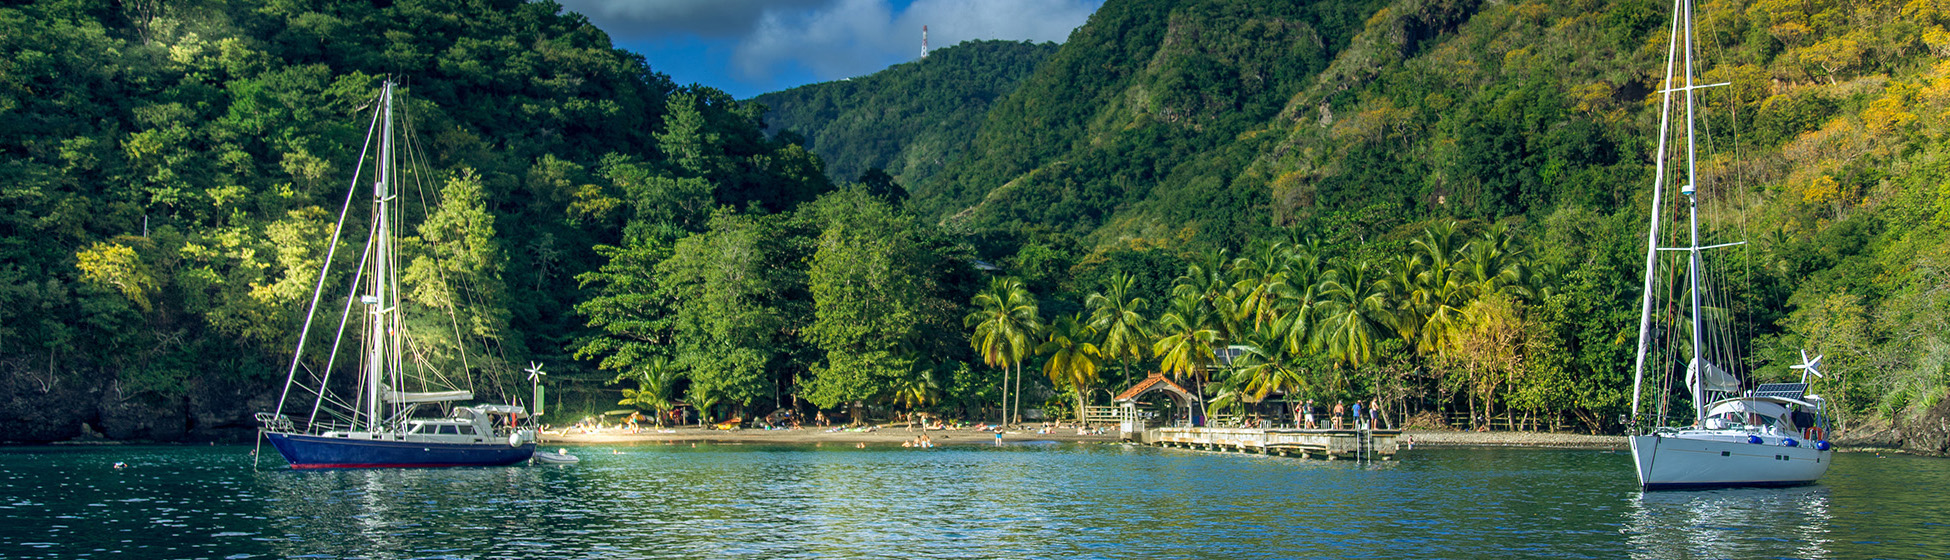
[559,0,1102,81]
[555,0,832,38]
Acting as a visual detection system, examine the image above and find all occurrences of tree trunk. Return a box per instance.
[998,365,1010,426]
[1075,385,1088,427]
[1013,360,1024,425]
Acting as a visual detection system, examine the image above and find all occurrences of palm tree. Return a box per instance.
[1408,222,1471,356]
[1268,239,1326,357]
[1230,241,1291,333]
[1314,260,1398,368]
[891,365,942,411]
[966,277,1041,425]
[613,355,681,426]
[1037,313,1101,422]
[1461,223,1530,300]
[1086,273,1151,390]
[682,384,719,427]
[1153,293,1220,394]
[1234,322,1312,424]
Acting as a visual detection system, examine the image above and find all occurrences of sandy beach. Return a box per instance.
[540,424,1118,446]
[539,425,1628,449]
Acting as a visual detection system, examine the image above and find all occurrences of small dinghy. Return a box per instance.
[533,449,580,465]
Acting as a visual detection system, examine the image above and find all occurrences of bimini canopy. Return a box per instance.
[1705,398,1791,418]
[382,389,474,403]
[469,404,528,415]
[1705,395,1817,416]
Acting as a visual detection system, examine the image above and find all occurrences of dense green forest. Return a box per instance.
[779,0,1950,438]
[4,0,1948,446]
[0,0,832,440]
[753,39,1057,190]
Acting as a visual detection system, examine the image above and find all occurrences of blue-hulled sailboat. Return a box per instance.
[255,80,534,469]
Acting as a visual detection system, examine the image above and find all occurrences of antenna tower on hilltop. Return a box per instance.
[921,25,929,58]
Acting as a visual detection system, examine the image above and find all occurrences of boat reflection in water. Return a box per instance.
[1625,485,1832,560]
[254,467,552,558]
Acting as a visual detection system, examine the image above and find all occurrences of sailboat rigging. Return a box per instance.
[255,80,536,469]
[1625,0,1833,489]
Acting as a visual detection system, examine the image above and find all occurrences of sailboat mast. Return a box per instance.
[366,80,394,432]
[1631,0,1687,431]
[1681,0,1708,426]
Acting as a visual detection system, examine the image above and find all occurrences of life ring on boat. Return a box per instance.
[508,432,522,448]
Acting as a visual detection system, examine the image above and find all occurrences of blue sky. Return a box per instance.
[553,0,1105,99]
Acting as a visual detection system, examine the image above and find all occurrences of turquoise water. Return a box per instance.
[2,442,1944,559]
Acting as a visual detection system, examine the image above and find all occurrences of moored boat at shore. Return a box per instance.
[1623,0,1831,489]
[255,80,534,469]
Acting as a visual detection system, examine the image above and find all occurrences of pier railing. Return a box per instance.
[1083,406,1124,426]
[1142,426,1400,459]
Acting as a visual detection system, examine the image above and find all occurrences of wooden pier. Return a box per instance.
[1130,426,1400,460]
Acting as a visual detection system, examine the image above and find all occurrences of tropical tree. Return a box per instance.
[966,277,1041,424]
[1153,293,1221,393]
[682,385,720,427]
[1233,322,1313,424]
[1086,273,1152,390]
[891,363,943,411]
[1229,241,1291,333]
[1314,260,1398,369]
[800,188,960,425]
[1461,223,1530,300]
[613,356,682,426]
[1406,221,1471,356]
[1038,312,1102,422]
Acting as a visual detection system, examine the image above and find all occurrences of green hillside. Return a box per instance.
[906,0,1950,437]
[0,0,831,440]
[752,40,1057,190]
[5,0,1948,447]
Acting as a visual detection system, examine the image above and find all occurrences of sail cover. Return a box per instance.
[383,389,473,403]
[1686,358,1740,392]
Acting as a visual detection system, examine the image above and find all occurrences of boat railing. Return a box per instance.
[254,412,295,432]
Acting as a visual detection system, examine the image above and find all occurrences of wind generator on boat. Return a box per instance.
[1625,0,1833,490]
[255,80,536,468]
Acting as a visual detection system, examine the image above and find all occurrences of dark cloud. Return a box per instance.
[554,0,832,38]
[735,0,1100,80]
[557,0,1102,87]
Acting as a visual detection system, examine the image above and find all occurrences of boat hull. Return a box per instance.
[1630,433,1831,490]
[266,432,534,469]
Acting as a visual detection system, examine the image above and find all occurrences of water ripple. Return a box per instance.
[2,444,1946,558]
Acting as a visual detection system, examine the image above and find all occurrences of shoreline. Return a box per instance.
[539,424,1119,446]
[537,425,1633,449]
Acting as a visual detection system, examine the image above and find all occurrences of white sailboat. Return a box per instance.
[1626,0,1833,489]
[255,80,537,468]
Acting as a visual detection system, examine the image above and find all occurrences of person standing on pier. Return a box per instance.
[1303,400,1316,429]
[1332,402,1345,429]
[1353,401,1365,430]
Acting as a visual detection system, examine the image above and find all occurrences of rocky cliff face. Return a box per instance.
[1,359,275,443]
[1833,398,1950,457]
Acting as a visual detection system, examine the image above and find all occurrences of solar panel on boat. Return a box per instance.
[1751,383,1808,399]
